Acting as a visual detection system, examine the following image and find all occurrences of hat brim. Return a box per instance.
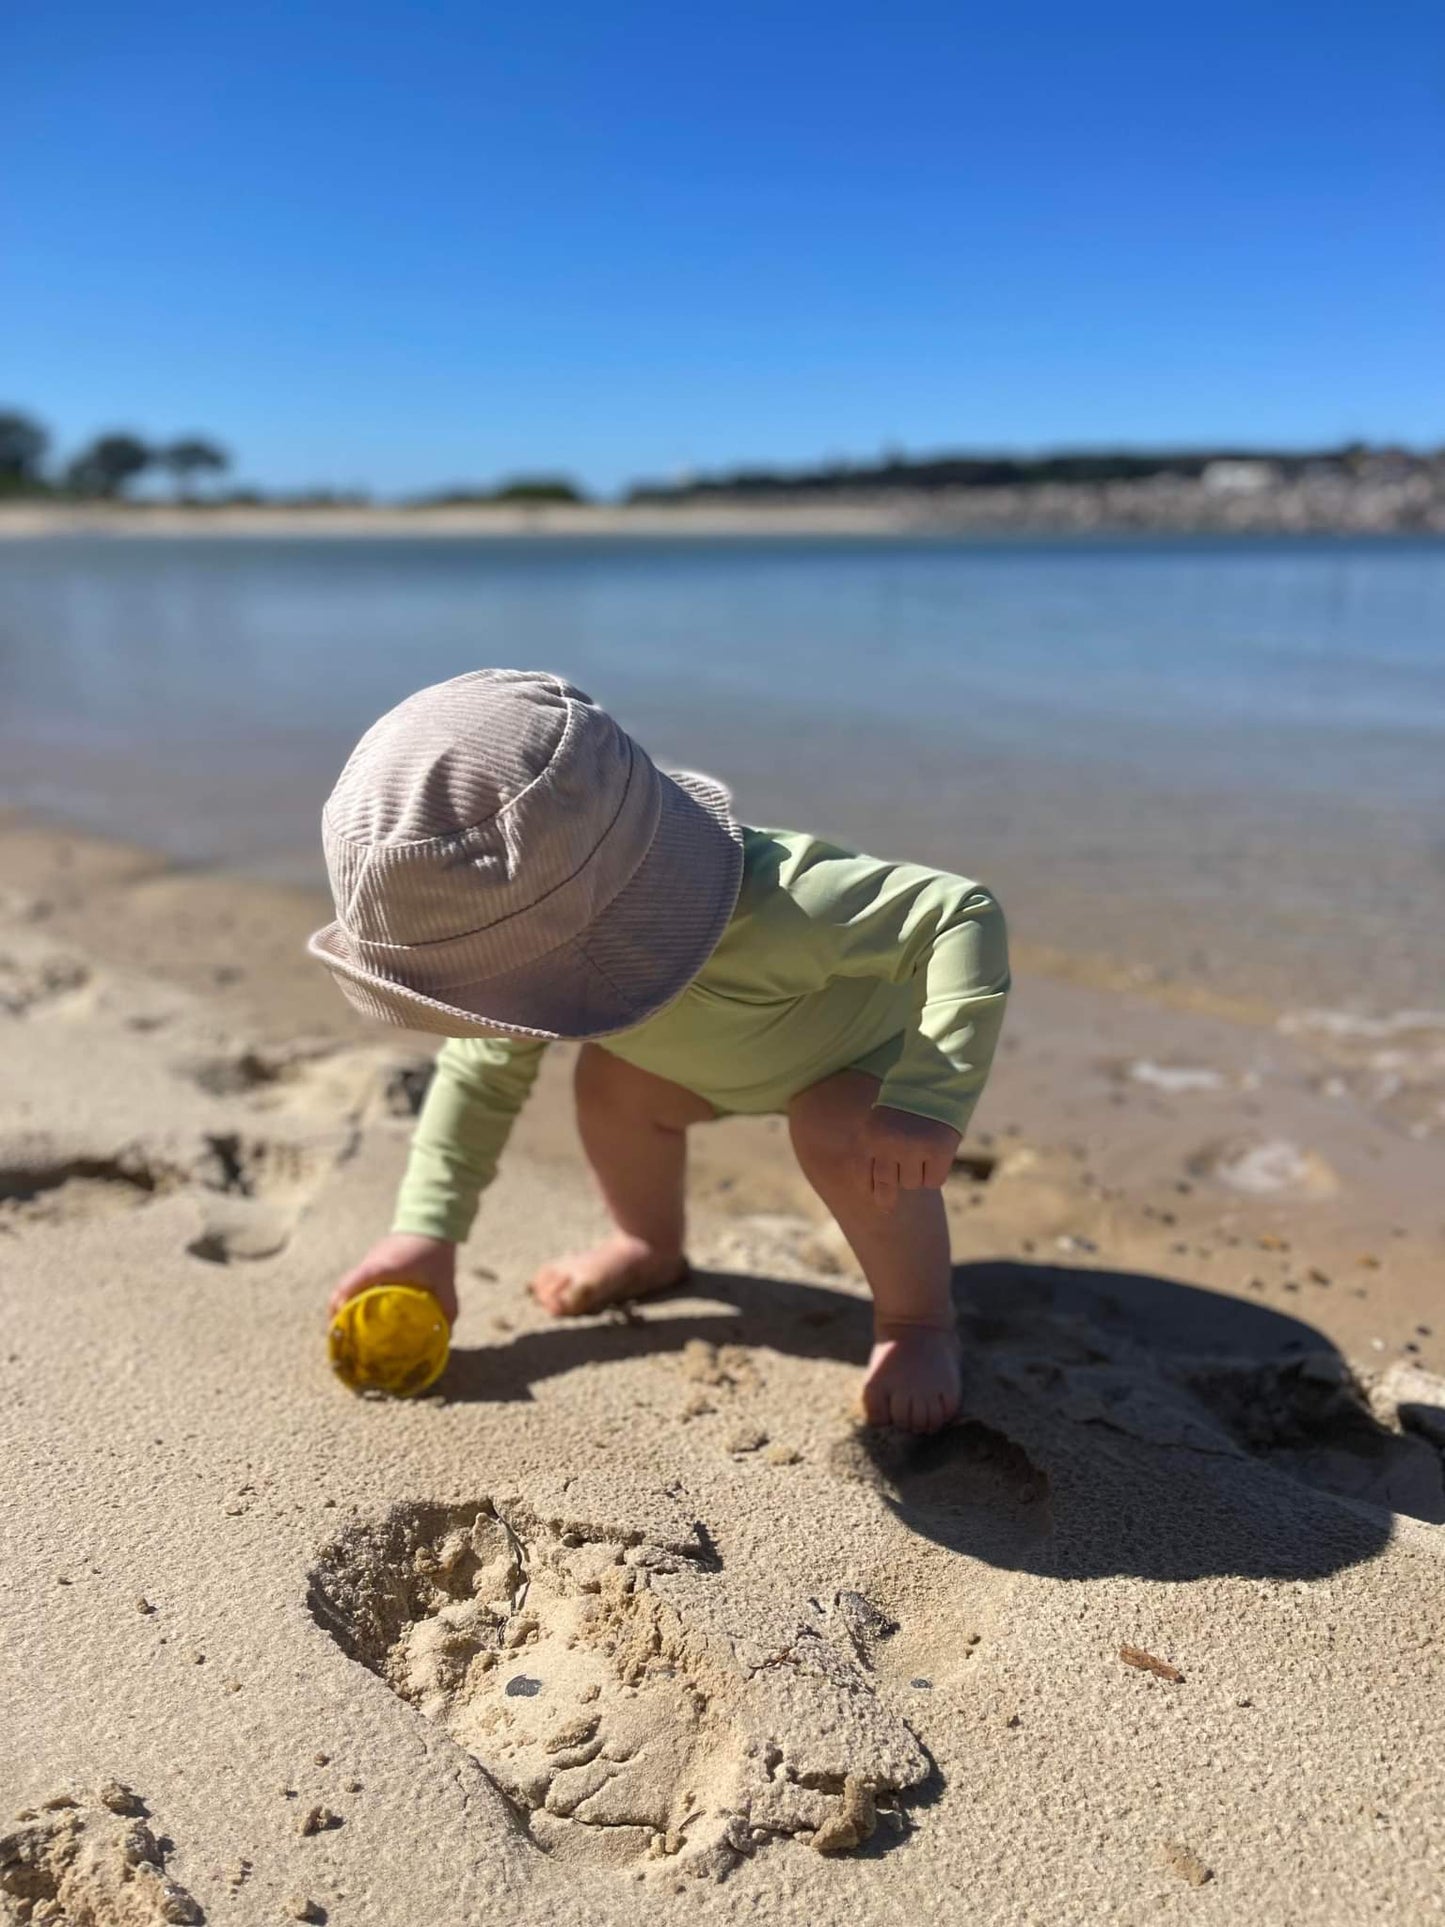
[307,769,745,1042]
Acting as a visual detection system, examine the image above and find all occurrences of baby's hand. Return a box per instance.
[328,1232,459,1326]
[861,1106,960,1212]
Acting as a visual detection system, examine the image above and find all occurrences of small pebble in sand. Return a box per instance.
[314,1752,330,1766]
[1257,1233,1288,1251]
[727,1426,768,1454]
[284,1898,324,1923]
[343,1779,363,1793]
[1357,1253,1382,1269]
[1162,1842,1213,1886]
[226,1859,252,1888]
[764,1443,801,1466]
[1120,1645,1185,1684]
[810,1776,876,1852]
[158,1884,203,1924]
[98,1780,145,1816]
[298,1804,340,1836]
[1308,1267,1332,1285]
[40,1795,79,1811]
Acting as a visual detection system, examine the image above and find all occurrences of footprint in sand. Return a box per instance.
[0,1140,176,1228]
[1180,1354,1445,1522]
[182,1129,329,1266]
[830,1420,1053,1568]
[178,1042,429,1263]
[0,1786,202,1925]
[309,1495,930,1877]
[0,944,92,1020]
[0,1119,330,1265]
[1185,1135,1337,1198]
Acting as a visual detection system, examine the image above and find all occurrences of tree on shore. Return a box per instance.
[64,432,154,499]
[0,409,50,493]
[158,436,230,501]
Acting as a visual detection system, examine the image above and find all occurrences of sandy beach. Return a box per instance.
[2,809,1442,1925]
[4,454,1445,542]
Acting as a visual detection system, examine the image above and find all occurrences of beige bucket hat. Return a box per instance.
[308,669,745,1040]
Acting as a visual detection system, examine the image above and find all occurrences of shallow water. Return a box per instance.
[1,531,1442,1010]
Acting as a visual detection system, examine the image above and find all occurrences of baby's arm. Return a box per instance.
[790,840,1010,1186]
[329,1035,548,1324]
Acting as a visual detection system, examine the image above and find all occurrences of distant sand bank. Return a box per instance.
[5,469,1445,542]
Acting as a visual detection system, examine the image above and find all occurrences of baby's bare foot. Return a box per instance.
[529,1234,688,1317]
[861,1324,961,1433]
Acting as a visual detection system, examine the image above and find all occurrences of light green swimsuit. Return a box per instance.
[393,826,1010,1244]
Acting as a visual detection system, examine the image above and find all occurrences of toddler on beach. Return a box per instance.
[313,670,1009,1432]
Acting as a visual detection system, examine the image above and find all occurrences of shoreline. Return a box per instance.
[4,490,1445,542]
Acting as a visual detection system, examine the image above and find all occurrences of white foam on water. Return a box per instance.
[1127,1060,1227,1094]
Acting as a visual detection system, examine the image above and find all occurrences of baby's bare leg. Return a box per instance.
[529,1044,715,1316]
[788,1070,959,1432]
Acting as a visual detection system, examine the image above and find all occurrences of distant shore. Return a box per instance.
[4,468,1444,540]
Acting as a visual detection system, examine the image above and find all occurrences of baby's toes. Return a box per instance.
[903,1390,933,1433]
[528,1264,576,1316]
[558,1271,610,1314]
[860,1375,891,1428]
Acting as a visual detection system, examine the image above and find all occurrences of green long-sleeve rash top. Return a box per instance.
[392,826,1011,1245]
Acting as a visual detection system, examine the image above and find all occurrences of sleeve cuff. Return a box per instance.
[390,1201,474,1245]
[873,1079,980,1140]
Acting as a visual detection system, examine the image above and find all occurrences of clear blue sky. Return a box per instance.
[4,1,1441,496]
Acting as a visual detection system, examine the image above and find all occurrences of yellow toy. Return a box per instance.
[328,1281,450,1397]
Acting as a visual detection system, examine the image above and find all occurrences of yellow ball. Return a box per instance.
[328,1282,450,1397]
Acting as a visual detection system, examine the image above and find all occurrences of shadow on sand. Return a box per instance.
[437,1258,1444,1584]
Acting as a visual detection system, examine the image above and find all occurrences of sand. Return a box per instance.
[2,812,1443,1926]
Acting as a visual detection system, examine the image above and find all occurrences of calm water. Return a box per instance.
[2,532,1442,1007]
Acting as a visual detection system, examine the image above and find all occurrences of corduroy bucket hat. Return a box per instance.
[308,669,745,1040]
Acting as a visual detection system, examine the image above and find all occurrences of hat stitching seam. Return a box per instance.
[331,740,654,955]
[321,690,584,853]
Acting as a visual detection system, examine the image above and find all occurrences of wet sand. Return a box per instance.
[2,812,1442,1925]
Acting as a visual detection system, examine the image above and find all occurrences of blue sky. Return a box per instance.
[4,1,1441,496]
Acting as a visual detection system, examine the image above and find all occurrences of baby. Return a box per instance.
[314,669,1009,1432]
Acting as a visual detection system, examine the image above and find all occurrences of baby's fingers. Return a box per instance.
[869,1156,900,1213]
[327,1269,379,1319]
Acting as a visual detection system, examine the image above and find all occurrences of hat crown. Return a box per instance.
[325,668,572,852]
[321,668,660,962]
